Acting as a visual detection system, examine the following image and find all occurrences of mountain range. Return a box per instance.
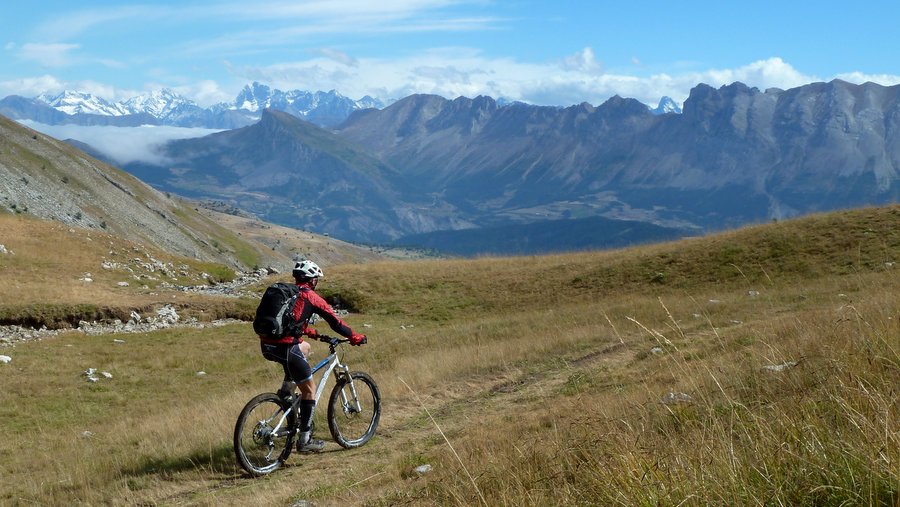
[2,79,897,255]
[1,83,679,132]
[96,79,897,254]
[1,82,385,129]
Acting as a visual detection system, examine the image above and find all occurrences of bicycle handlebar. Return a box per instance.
[315,334,366,347]
[315,334,348,346]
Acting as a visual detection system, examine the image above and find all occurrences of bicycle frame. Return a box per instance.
[272,340,360,434]
[310,349,347,404]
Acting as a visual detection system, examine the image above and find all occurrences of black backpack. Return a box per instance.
[253,282,301,339]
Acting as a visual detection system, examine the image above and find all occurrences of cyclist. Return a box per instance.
[259,260,367,453]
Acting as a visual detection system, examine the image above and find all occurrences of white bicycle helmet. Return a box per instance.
[292,260,324,280]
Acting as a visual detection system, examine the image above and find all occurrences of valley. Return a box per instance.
[7,79,900,255]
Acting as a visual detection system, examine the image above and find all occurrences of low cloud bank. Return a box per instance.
[19,121,221,165]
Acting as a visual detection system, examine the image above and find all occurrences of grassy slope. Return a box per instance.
[0,211,402,327]
[193,207,408,267]
[0,206,898,506]
[0,214,254,326]
[0,114,267,269]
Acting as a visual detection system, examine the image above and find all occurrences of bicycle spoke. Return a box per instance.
[234,394,295,476]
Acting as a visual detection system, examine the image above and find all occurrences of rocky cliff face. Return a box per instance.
[338,79,900,228]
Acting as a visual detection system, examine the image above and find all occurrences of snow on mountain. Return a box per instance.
[230,82,275,112]
[649,96,683,115]
[120,89,198,118]
[224,82,384,114]
[25,84,384,128]
[37,91,128,116]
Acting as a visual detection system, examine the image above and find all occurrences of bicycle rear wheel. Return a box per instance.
[327,371,381,448]
[234,393,296,476]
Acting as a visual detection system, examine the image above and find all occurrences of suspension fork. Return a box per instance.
[335,365,363,413]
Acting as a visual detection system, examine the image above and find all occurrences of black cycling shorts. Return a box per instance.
[260,342,312,384]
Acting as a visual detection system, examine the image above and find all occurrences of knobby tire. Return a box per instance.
[233,393,296,477]
[327,371,381,448]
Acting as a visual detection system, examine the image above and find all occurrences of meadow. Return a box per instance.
[0,206,897,506]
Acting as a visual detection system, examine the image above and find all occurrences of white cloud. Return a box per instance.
[234,50,830,107]
[311,48,359,67]
[175,80,232,107]
[833,71,900,87]
[35,5,173,40]
[18,43,81,68]
[699,57,816,91]
[7,54,900,115]
[36,1,499,50]
[0,75,66,97]
[19,121,221,165]
[561,47,602,74]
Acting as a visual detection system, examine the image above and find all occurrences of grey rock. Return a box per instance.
[661,392,693,405]
[762,361,798,372]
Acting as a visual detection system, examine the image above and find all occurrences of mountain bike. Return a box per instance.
[233,335,381,476]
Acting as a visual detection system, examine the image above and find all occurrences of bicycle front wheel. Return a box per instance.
[234,393,296,476]
[327,371,381,448]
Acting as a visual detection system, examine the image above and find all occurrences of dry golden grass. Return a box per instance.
[193,208,397,266]
[0,214,220,305]
[0,205,898,505]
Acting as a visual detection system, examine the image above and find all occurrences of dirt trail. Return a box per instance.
[150,336,639,506]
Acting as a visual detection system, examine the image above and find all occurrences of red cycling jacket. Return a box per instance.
[260,281,363,345]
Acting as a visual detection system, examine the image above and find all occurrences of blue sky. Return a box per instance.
[2,0,899,108]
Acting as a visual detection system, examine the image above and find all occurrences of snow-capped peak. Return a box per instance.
[37,90,128,116]
[649,96,683,115]
[120,89,197,117]
[29,83,386,127]
[234,82,275,112]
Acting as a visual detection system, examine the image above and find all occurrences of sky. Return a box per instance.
[2,0,900,109]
